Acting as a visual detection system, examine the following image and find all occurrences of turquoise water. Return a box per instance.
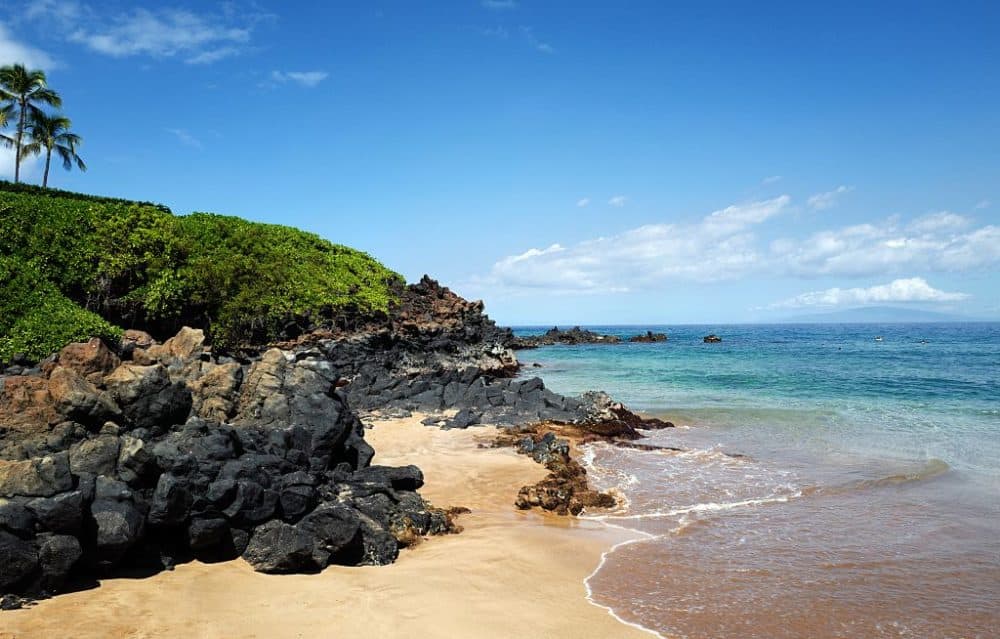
[516,323,1000,638]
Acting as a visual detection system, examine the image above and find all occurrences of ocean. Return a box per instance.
[514,323,1000,639]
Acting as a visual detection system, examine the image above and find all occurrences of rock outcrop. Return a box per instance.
[512,326,621,349]
[0,328,460,606]
[629,331,667,343]
[703,334,722,343]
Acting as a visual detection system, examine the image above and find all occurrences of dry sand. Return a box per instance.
[1,416,658,639]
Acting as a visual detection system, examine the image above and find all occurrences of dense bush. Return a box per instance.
[0,179,171,212]
[0,188,400,360]
[0,257,122,362]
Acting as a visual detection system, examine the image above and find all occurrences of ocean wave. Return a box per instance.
[587,493,802,522]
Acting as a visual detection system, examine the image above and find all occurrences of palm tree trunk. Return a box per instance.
[43,148,51,187]
[14,98,25,183]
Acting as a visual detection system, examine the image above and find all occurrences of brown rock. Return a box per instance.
[144,327,205,364]
[0,453,73,497]
[189,362,243,422]
[47,366,121,426]
[57,338,120,377]
[122,329,156,350]
[0,376,57,436]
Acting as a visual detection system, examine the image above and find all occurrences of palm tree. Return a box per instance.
[21,112,85,187]
[0,64,62,183]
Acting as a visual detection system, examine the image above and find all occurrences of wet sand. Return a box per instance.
[2,416,657,639]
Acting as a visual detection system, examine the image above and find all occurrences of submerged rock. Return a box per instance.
[703,334,722,343]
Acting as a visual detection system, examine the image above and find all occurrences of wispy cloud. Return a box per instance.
[482,0,517,9]
[762,175,783,185]
[477,195,1000,293]
[267,70,329,88]
[166,128,202,149]
[0,22,57,68]
[807,185,853,210]
[767,277,969,309]
[576,197,590,208]
[23,3,268,65]
[484,196,792,292]
[519,26,554,54]
[608,195,627,208]
[974,199,991,210]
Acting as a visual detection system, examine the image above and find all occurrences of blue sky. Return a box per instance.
[2,0,998,324]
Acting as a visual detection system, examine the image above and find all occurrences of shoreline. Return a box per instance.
[1,415,662,639]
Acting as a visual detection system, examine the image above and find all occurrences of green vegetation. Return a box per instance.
[0,186,401,362]
[0,63,84,187]
[0,257,121,362]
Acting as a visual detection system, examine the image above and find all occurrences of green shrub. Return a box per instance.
[0,187,400,359]
[0,257,122,362]
[0,179,171,212]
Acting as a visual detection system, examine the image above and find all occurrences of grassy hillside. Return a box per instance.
[0,182,401,361]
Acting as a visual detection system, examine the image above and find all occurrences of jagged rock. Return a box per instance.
[187,518,229,551]
[297,503,361,565]
[703,334,722,343]
[0,498,35,537]
[69,435,121,476]
[91,496,145,566]
[104,363,192,431]
[0,531,37,589]
[0,453,72,498]
[57,338,120,378]
[37,533,82,588]
[243,520,317,573]
[0,376,57,436]
[512,326,621,349]
[189,362,242,422]
[629,331,667,343]
[26,491,84,533]
[47,366,121,427]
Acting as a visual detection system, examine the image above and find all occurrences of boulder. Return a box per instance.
[242,520,316,573]
[0,530,37,589]
[703,334,722,343]
[69,435,121,476]
[57,338,120,377]
[37,533,82,586]
[47,366,121,427]
[91,498,145,566]
[0,453,73,498]
[105,364,192,431]
[189,362,243,422]
[26,491,84,533]
[0,376,57,436]
[187,518,229,551]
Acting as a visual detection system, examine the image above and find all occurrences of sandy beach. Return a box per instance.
[1,415,656,639]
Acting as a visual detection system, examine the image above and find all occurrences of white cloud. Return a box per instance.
[482,0,517,9]
[0,22,57,68]
[608,195,627,208]
[908,211,971,234]
[768,277,970,309]
[269,70,329,88]
[774,218,1000,278]
[807,185,853,210]
[0,145,44,182]
[576,197,590,208]
[762,175,783,185]
[487,195,792,292]
[481,195,1000,294]
[55,6,253,64]
[166,128,202,149]
[975,199,991,210]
